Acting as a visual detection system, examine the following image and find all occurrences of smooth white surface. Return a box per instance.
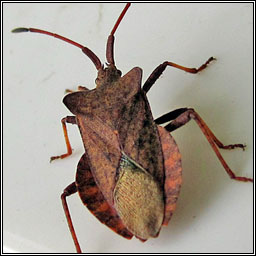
[3,3,253,253]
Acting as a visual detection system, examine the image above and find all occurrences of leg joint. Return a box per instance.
[61,116,77,125]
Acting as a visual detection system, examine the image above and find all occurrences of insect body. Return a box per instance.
[12,3,253,253]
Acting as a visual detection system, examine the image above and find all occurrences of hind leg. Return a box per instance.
[61,152,132,254]
[61,182,82,253]
[155,108,252,182]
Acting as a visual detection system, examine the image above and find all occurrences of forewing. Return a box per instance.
[116,91,164,185]
[114,153,164,240]
[76,113,121,205]
[65,66,164,205]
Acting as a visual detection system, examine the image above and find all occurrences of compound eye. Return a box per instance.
[117,69,122,76]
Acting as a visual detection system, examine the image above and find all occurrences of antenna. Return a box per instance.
[12,27,102,70]
[106,3,131,65]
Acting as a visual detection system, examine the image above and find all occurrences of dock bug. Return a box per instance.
[12,3,253,253]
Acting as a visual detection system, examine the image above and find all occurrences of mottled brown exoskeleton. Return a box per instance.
[12,3,253,253]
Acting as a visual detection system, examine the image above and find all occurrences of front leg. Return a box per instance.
[143,57,215,93]
[50,116,77,162]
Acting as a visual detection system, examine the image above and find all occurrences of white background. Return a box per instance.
[3,2,254,253]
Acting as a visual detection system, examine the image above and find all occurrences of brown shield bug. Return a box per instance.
[11,3,253,253]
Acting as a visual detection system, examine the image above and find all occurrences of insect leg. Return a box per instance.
[61,182,82,253]
[164,109,246,150]
[158,108,252,182]
[50,116,77,162]
[65,85,89,93]
[154,108,189,124]
[143,57,215,93]
[77,85,89,91]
